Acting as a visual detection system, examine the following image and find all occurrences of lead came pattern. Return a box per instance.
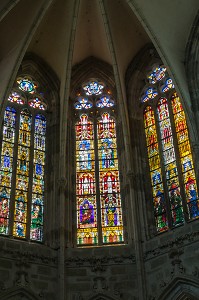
[30,114,46,241]
[75,80,124,246]
[13,109,32,238]
[171,93,199,219]
[0,107,16,234]
[144,106,168,232]
[76,114,98,245]
[0,76,47,241]
[143,65,199,233]
[97,113,123,243]
[157,98,184,227]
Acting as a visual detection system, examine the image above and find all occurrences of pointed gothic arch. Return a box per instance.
[157,277,199,300]
[0,286,39,300]
[0,54,60,246]
[69,58,126,246]
[125,45,199,237]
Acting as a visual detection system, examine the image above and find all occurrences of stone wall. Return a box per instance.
[65,245,137,300]
[0,237,58,300]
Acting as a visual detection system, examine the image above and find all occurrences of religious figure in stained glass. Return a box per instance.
[101,139,114,169]
[31,196,43,240]
[154,190,167,231]
[80,199,94,226]
[17,77,37,94]
[78,173,94,195]
[185,176,199,218]
[3,148,11,169]
[142,65,199,233]
[0,76,47,241]
[78,141,92,170]
[104,193,117,226]
[75,80,123,245]
[15,222,25,237]
[0,188,9,234]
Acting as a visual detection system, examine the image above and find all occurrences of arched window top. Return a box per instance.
[142,64,199,234]
[28,96,47,110]
[147,65,167,84]
[82,79,105,95]
[141,66,175,104]
[74,79,115,110]
[74,79,123,246]
[17,76,38,94]
[9,76,47,111]
[8,91,25,105]
[96,96,114,108]
[74,97,93,110]
[0,73,47,242]
[141,87,158,103]
[161,78,175,93]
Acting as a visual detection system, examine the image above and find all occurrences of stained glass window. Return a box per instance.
[17,77,37,94]
[141,87,158,103]
[74,97,93,110]
[13,109,31,238]
[162,78,174,93]
[148,66,166,84]
[0,107,16,234]
[142,66,199,233]
[75,80,123,246]
[8,91,25,105]
[144,106,168,232]
[96,96,114,108]
[0,76,47,241]
[30,114,46,241]
[28,97,46,110]
[83,81,104,95]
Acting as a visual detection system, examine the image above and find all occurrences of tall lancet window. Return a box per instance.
[74,80,124,246]
[0,76,47,241]
[142,66,199,233]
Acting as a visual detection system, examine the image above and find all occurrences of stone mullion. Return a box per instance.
[99,1,147,298]
[26,110,35,240]
[93,113,102,246]
[58,1,81,299]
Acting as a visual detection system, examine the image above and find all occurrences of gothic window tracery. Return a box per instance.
[0,76,47,241]
[74,80,124,246]
[142,65,199,233]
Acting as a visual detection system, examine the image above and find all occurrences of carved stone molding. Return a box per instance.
[169,248,185,278]
[91,258,106,273]
[77,291,123,300]
[93,276,107,290]
[0,244,57,266]
[144,230,199,260]
[65,254,135,267]
[192,266,199,279]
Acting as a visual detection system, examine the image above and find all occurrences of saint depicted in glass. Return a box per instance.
[0,76,47,241]
[142,65,199,233]
[75,80,124,246]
